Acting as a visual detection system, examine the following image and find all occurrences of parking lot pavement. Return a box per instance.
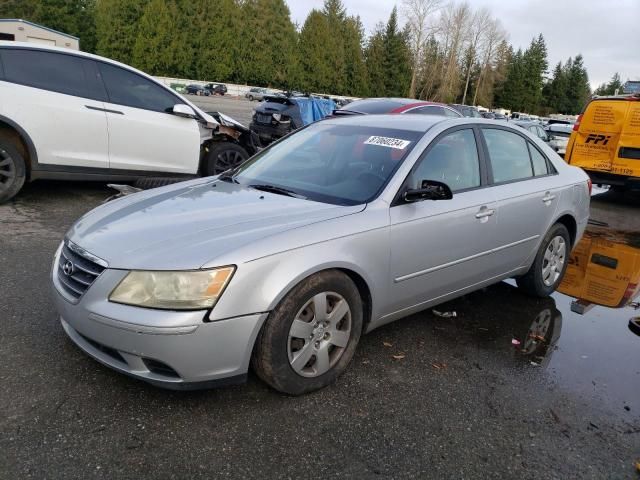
[1,182,639,479]
[190,94,256,127]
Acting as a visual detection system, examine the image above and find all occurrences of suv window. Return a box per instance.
[412,128,481,192]
[482,128,533,183]
[0,48,89,98]
[98,62,181,113]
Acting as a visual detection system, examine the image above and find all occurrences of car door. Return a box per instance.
[480,127,561,273]
[387,127,500,315]
[0,47,109,169]
[96,62,200,174]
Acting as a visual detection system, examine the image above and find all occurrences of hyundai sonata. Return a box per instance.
[52,115,590,394]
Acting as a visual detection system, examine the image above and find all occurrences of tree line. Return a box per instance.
[0,0,596,114]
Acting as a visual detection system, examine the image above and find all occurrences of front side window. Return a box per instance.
[411,129,481,192]
[98,63,180,113]
[232,123,422,205]
[482,128,533,183]
[1,48,89,98]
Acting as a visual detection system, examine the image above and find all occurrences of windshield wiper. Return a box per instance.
[249,184,307,199]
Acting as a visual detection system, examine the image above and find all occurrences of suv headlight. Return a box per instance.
[109,266,235,310]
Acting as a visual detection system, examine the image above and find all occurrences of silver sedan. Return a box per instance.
[52,115,590,394]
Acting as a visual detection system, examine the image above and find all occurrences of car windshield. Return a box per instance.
[231,123,423,205]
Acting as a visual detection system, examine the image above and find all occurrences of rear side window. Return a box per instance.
[444,108,462,118]
[411,106,445,116]
[482,129,533,183]
[0,48,89,98]
[98,62,181,113]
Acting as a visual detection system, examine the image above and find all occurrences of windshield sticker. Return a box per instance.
[364,136,411,150]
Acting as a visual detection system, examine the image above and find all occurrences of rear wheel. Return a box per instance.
[203,142,249,176]
[0,138,26,203]
[248,95,254,101]
[516,223,570,297]
[252,270,363,395]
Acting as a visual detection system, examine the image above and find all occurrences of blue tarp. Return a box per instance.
[291,97,336,126]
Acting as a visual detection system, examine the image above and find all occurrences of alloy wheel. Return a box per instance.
[542,235,566,286]
[287,291,352,378]
[0,148,16,194]
[214,150,245,174]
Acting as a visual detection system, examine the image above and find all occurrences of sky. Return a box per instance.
[287,0,639,89]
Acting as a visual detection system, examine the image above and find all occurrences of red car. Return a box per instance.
[335,98,463,118]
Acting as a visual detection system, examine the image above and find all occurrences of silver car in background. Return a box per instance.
[51,115,590,395]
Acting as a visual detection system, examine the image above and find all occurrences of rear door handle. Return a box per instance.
[475,207,495,220]
[542,192,556,203]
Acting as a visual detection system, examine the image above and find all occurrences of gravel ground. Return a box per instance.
[0,181,639,480]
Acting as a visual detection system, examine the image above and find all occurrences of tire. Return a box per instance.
[0,138,26,203]
[204,142,249,176]
[516,223,571,297]
[248,95,254,101]
[252,270,363,395]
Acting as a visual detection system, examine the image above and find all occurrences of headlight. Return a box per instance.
[109,267,235,310]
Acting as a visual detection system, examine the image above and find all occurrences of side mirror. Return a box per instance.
[172,104,197,118]
[404,180,453,202]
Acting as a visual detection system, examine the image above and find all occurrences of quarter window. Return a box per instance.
[482,129,533,183]
[412,129,481,192]
[97,63,181,113]
[529,144,549,176]
[410,106,445,116]
[0,48,89,98]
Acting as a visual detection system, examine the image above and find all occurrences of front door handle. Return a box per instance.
[542,191,556,204]
[475,207,495,220]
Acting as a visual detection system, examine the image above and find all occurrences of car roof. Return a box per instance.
[340,97,447,113]
[512,120,539,127]
[322,113,453,132]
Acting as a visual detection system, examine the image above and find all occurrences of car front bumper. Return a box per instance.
[51,248,267,390]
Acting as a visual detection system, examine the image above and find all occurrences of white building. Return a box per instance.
[0,19,79,50]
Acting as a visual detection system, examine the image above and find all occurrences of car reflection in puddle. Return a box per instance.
[428,225,640,414]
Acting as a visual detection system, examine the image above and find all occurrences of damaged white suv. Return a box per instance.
[0,41,255,202]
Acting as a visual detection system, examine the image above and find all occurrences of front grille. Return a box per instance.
[255,113,272,124]
[57,242,105,299]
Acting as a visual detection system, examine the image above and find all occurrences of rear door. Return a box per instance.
[0,47,109,169]
[388,127,500,315]
[96,62,200,174]
[480,127,562,273]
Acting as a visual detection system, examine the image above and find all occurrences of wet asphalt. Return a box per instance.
[1,182,639,480]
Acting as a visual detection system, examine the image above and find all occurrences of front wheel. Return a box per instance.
[0,138,26,203]
[203,142,249,176]
[252,270,363,395]
[516,223,571,297]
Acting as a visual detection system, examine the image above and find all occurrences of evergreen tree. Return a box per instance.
[521,34,548,113]
[381,7,412,97]
[131,0,175,75]
[299,9,334,93]
[365,23,386,96]
[322,0,347,93]
[343,15,369,96]
[594,72,623,96]
[194,0,238,82]
[95,0,148,62]
[565,54,591,114]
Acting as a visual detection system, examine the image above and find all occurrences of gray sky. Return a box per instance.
[287,0,639,89]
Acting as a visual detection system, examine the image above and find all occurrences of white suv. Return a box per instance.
[0,42,254,202]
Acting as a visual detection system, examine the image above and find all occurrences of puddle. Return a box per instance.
[429,224,640,415]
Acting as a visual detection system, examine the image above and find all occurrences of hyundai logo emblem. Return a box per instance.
[62,261,75,276]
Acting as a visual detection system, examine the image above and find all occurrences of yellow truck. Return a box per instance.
[565,94,640,190]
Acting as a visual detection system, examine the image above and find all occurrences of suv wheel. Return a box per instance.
[248,95,254,101]
[204,142,249,176]
[516,223,571,297]
[0,139,26,203]
[252,270,363,395]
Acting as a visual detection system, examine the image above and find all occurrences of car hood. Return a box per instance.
[67,179,363,270]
